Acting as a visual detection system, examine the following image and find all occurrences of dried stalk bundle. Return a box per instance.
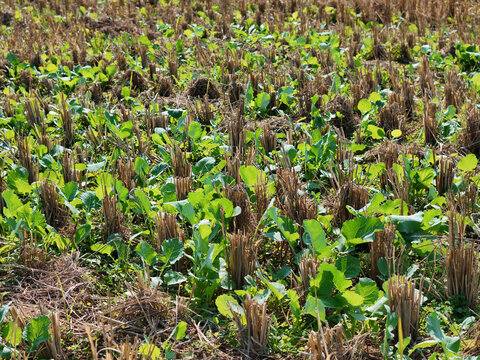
[388,275,423,340]
[102,188,122,238]
[378,98,404,134]
[228,101,246,157]
[326,95,356,138]
[446,192,480,308]
[224,184,252,232]
[260,124,277,154]
[145,111,168,137]
[228,232,256,289]
[231,294,271,356]
[253,176,272,225]
[132,122,144,155]
[168,56,178,79]
[423,101,437,146]
[386,167,410,213]
[419,56,434,99]
[60,94,75,148]
[24,97,45,132]
[436,157,454,194]
[85,126,101,151]
[174,176,191,201]
[333,182,369,225]
[171,146,191,178]
[446,242,479,308]
[117,157,136,191]
[154,212,179,251]
[40,180,67,229]
[17,136,39,184]
[305,324,346,360]
[227,74,244,103]
[225,152,241,184]
[187,77,220,99]
[63,151,82,186]
[445,69,466,110]
[299,253,320,294]
[402,79,415,120]
[276,168,317,227]
[370,223,395,280]
[379,141,399,188]
[330,140,359,191]
[102,271,171,339]
[461,104,480,156]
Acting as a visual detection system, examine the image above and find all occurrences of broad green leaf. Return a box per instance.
[164,270,187,285]
[139,344,161,360]
[303,294,325,321]
[132,189,151,215]
[121,86,130,98]
[335,255,360,279]
[22,315,51,348]
[366,124,385,140]
[341,217,383,245]
[0,305,10,322]
[391,129,402,138]
[457,154,478,172]
[255,92,270,111]
[63,182,78,202]
[357,99,371,113]
[193,157,215,174]
[188,121,202,140]
[175,321,187,340]
[216,294,243,320]
[355,278,379,305]
[472,73,480,90]
[2,190,23,215]
[409,340,440,354]
[239,165,267,187]
[138,35,152,47]
[74,224,91,245]
[426,312,444,341]
[135,241,158,265]
[264,281,286,300]
[134,157,149,177]
[6,52,19,65]
[274,266,292,281]
[339,290,364,307]
[303,220,329,257]
[91,243,114,255]
[2,322,22,346]
[160,238,184,264]
[80,191,101,211]
[389,212,424,234]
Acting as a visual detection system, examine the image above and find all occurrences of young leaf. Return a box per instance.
[215,294,243,320]
[91,243,114,255]
[164,270,187,285]
[303,295,326,321]
[355,278,379,305]
[22,315,51,349]
[341,217,383,245]
[457,154,478,172]
[135,241,158,265]
[357,99,371,113]
[335,255,360,279]
[303,219,330,258]
[2,322,22,347]
[175,321,187,340]
[160,238,184,264]
[139,344,161,360]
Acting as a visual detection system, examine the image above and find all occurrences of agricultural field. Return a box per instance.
[1,0,480,358]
